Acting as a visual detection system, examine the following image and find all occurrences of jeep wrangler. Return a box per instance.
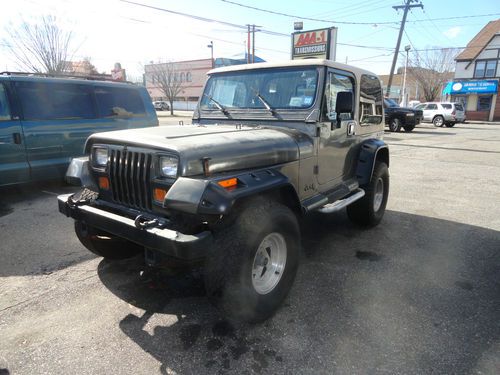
[58,60,389,322]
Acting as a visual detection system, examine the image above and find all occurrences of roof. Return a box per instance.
[208,59,377,79]
[455,19,500,61]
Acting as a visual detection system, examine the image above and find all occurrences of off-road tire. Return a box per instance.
[75,221,144,260]
[445,122,456,128]
[204,198,300,323]
[347,161,389,227]
[403,124,415,132]
[433,116,445,127]
[388,117,401,132]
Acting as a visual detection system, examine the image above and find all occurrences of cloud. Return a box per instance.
[443,26,461,39]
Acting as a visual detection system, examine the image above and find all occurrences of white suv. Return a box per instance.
[416,102,466,127]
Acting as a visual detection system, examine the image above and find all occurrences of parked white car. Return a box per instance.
[415,102,466,127]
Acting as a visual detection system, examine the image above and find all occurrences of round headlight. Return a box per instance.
[92,147,108,167]
[160,156,178,178]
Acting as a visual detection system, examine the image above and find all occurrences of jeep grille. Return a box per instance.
[109,148,153,211]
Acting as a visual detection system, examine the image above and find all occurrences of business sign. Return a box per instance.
[291,27,338,61]
[444,80,498,95]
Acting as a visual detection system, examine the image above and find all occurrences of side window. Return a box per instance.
[16,81,96,120]
[324,72,354,121]
[427,104,437,110]
[359,74,383,125]
[0,84,11,121]
[95,86,146,118]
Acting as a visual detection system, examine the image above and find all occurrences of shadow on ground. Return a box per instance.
[97,210,500,374]
[0,181,92,276]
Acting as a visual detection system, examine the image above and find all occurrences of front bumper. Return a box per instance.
[58,193,212,261]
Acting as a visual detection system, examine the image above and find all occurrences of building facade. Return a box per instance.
[450,19,500,121]
[144,58,213,110]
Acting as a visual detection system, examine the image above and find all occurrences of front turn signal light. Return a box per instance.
[153,188,168,203]
[217,178,238,189]
[98,177,110,190]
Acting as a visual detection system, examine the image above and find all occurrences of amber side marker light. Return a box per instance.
[217,178,238,189]
[98,177,110,190]
[153,188,168,202]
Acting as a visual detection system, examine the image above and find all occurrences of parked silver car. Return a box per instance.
[153,100,170,111]
[416,102,466,127]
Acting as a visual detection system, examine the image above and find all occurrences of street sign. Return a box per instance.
[291,27,338,61]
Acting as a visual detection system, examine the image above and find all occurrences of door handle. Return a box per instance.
[347,121,356,136]
[13,132,22,144]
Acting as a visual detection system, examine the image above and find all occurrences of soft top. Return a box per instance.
[208,59,378,80]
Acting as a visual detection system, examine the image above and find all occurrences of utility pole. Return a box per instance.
[252,24,255,63]
[386,0,423,98]
[247,24,251,63]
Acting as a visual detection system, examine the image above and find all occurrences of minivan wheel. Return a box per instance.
[433,116,444,127]
[74,221,144,260]
[388,118,401,132]
[204,199,300,323]
[347,161,389,227]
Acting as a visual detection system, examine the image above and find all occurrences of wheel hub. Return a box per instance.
[251,233,287,295]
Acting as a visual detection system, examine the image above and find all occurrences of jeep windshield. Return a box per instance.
[199,67,319,116]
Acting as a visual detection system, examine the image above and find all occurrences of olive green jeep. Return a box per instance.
[58,59,389,322]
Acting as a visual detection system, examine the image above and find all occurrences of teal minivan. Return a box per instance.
[0,74,158,186]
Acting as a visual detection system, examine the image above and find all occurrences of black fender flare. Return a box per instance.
[163,169,299,216]
[355,139,389,186]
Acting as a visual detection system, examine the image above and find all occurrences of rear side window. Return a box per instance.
[16,81,96,120]
[441,104,452,109]
[95,86,145,118]
[454,103,463,111]
[0,84,11,121]
[359,74,383,125]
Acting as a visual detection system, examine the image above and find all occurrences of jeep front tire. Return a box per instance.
[347,161,389,227]
[204,198,300,323]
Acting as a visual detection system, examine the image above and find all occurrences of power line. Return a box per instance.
[220,0,500,26]
[221,0,398,25]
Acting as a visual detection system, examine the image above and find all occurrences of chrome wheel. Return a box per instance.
[252,232,287,295]
[433,116,444,127]
[373,177,384,212]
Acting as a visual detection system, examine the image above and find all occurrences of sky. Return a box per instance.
[0,0,499,78]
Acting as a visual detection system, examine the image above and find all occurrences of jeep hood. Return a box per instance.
[87,124,309,176]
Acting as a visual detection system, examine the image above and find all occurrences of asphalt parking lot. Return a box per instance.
[1,122,499,375]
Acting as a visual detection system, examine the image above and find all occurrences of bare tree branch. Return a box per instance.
[3,15,77,74]
[149,62,184,115]
[409,48,459,102]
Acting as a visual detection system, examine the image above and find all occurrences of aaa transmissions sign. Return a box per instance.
[291,27,338,60]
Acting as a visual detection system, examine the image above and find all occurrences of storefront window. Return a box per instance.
[477,96,492,111]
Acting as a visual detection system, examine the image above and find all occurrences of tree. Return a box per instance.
[408,48,459,102]
[4,15,77,74]
[149,62,184,115]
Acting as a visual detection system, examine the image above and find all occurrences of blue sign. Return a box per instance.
[443,80,498,95]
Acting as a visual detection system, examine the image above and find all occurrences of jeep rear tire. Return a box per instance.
[75,221,144,260]
[388,118,401,132]
[445,122,456,128]
[403,124,415,132]
[347,161,389,227]
[204,199,300,323]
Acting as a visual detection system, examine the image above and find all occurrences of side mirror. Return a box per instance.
[336,92,353,114]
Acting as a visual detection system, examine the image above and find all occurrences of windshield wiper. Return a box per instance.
[255,93,277,116]
[203,94,230,116]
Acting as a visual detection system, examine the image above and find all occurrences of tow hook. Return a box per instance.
[134,214,167,230]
